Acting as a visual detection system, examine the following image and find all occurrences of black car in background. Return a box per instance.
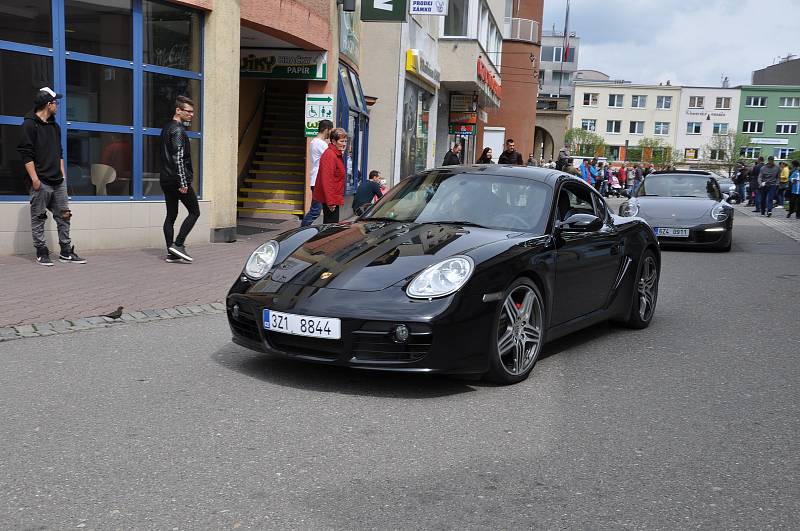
[227,166,661,384]
[619,170,734,251]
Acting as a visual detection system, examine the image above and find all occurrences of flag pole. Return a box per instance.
[557,0,570,99]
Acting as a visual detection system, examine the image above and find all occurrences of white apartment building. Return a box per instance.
[675,87,741,165]
[571,82,681,161]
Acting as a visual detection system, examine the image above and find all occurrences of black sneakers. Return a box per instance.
[59,246,87,264]
[165,251,183,263]
[168,244,193,262]
[36,254,54,266]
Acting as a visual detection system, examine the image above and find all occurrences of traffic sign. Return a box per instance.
[305,94,334,137]
[361,0,407,22]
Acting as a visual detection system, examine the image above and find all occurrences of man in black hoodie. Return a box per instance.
[17,87,86,266]
[159,95,199,263]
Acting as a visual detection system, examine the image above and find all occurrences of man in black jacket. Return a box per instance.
[749,156,764,209]
[498,139,524,165]
[17,87,86,266]
[160,95,199,263]
[442,143,462,166]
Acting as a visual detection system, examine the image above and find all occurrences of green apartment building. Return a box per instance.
[738,85,800,160]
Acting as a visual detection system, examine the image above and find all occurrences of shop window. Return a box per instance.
[0,50,53,117]
[143,0,202,72]
[143,72,200,131]
[444,0,469,37]
[66,130,133,196]
[401,82,433,180]
[143,134,200,195]
[65,0,132,60]
[0,124,27,195]
[66,61,133,125]
[0,0,52,48]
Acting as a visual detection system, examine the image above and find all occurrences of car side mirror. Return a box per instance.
[557,213,603,232]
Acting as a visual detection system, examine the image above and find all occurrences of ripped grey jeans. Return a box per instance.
[30,180,71,253]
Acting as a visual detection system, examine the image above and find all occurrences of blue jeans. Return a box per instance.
[737,183,748,203]
[760,185,777,214]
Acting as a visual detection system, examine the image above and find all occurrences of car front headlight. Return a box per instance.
[620,201,639,217]
[244,240,279,279]
[711,204,729,222]
[406,256,474,299]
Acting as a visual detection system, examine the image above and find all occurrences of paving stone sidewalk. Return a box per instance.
[0,232,280,341]
[733,203,800,242]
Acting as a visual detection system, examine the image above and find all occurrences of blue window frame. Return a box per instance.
[0,0,203,201]
[337,63,369,196]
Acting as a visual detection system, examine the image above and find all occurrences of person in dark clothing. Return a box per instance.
[476,147,494,163]
[442,143,462,166]
[748,156,764,208]
[160,95,199,263]
[757,155,780,216]
[498,138,524,165]
[17,87,86,266]
[353,170,384,216]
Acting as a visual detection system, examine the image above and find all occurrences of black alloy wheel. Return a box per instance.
[485,278,545,384]
[625,250,658,329]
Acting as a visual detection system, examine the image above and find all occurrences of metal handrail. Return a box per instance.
[238,84,267,147]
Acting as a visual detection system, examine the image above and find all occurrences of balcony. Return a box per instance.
[503,18,539,44]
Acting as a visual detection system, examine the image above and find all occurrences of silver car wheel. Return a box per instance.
[497,285,543,375]
[637,256,658,321]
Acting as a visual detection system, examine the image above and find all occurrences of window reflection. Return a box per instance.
[66,61,133,125]
[0,124,27,195]
[143,0,201,72]
[0,0,52,47]
[143,72,200,131]
[65,0,132,60]
[0,50,53,117]
[66,130,132,196]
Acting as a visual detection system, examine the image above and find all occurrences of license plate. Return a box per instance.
[654,227,689,238]
[263,309,341,340]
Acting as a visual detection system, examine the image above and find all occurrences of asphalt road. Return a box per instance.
[1,212,798,530]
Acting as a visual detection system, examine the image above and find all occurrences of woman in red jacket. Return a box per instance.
[312,127,348,223]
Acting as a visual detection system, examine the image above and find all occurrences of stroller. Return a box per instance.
[607,173,625,198]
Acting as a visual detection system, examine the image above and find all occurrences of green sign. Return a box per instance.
[241,50,328,80]
[305,94,334,137]
[361,0,407,22]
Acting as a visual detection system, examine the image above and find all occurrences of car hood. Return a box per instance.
[636,197,715,221]
[269,221,521,291]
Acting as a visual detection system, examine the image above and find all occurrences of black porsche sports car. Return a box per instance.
[227,166,660,384]
[619,170,734,251]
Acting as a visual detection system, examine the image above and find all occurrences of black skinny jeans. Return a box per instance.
[162,185,200,247]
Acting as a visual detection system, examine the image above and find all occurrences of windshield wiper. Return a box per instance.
[672,195,704,198]
[435,220,489,228]
[363,216,409,223]
[640,193,659,196]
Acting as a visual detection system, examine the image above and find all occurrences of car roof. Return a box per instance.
[650,170,713,176]
[429,164,563,186]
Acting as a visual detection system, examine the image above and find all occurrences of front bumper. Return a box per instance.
[226,285,493,374]
[648,220,732,248]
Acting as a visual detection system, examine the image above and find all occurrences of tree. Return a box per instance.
[637,137,677,169]
[564,127,606,158]
[702,130,752,177]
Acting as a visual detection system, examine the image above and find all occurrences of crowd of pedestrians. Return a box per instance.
[735,156,800,218]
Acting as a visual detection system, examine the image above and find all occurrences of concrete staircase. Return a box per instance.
[237,92,306,221]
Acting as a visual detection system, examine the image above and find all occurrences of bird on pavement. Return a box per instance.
[103,306,124,319]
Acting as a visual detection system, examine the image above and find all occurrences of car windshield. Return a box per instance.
[638,174,721,200]
[363,169,551,233]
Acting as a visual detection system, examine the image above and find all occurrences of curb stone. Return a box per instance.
[1,301,226,342]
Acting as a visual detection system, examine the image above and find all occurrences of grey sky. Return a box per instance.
[543,0,799,87]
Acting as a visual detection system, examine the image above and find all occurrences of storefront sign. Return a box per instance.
[361,0,408,22]
[305,94,334,137]
[449,111,477,136]
[340,11,361,65]
[241,50,327,80]
[684,148,698,159]
[450,94,475,112]
[449,124,476,135]
[409,0,448,15]
[405,49,440,88]
[476,57,501,100]
[751,138,789,145]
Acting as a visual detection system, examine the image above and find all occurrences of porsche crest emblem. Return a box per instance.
[320,272,333,280]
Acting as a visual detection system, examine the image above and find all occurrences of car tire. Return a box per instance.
[624,250,658,329]
[485,278,545,385]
